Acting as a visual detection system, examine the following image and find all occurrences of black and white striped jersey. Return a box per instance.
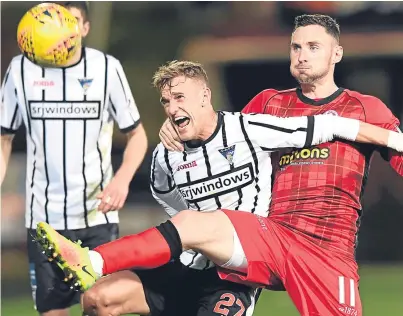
[1,48,141,230]
[150,111,336,269]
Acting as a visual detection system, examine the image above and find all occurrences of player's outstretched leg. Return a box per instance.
[36,209,236,291]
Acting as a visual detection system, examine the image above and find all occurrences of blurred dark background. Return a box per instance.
[1,2,403,315]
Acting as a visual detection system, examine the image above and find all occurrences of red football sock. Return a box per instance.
[94,227,171,275]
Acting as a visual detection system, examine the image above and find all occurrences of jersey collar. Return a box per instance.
[185,111,224,150]
[296,86,345,106]
[61,47,85,69]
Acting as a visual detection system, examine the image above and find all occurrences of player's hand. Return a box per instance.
[96,175,129,213]
[159,118,184,152]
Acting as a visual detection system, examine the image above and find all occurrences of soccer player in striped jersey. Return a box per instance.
[34,61,403,316]
[0,2,148,315]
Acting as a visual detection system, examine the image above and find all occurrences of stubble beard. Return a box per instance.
[295,67,329,84]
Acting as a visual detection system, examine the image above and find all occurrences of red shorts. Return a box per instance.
[218,209,361,316]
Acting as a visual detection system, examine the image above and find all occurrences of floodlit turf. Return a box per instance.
[2,265,402,316]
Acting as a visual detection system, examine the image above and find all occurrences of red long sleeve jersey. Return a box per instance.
[242,87,403,257]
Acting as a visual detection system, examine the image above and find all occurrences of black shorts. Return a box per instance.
[135,260,258,316]
[27,223,119,313]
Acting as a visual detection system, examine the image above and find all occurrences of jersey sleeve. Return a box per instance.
[108,58,141,133]
[362,96,403,176]
[150,146,188,217]
[1,63,22,134]
[243,113,316,150]
[243,113,360,151]
[241,89,278,114]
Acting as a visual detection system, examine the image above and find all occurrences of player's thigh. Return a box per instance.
[27,229,80,313]
[84,261,188,316]
[217,210,288,288]
[285,242,361,316]
[82,262,187,316]
[172,210,235,265]
[82,270,150,315]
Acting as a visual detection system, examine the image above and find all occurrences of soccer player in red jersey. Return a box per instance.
[36,15,403,316]
[241,14,403,258]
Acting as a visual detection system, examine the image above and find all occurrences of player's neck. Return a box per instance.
[300,80,338,100]
[198,110,219,141]
[64,46,83,67]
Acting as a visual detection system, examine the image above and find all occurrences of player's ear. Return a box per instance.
[82,21,90,38]
[333,45,343,64]
[204,87,212,103]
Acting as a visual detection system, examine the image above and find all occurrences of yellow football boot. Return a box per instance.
[36,222,97,291]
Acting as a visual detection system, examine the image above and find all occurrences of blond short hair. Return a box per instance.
[152,60,209,92]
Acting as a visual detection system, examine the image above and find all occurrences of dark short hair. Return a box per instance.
[294,14,340,42]
[64,1,89,22]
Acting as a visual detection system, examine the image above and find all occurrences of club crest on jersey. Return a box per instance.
[78,78,93,94]
[324,110,338,116]
[219,145,235,165]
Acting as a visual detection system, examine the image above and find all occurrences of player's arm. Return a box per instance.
[361,96,403,176]
[313,114,402,151]
[1,63,22,185]
[108,59,149,180]
[150,145,188,217]
[98,58,148,212]
[244,113,403,152]
[116,123,148,182]
[1,134,14,185]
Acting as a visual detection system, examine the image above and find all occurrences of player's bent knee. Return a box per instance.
[82,286,125,315]
[82,286,109,314]
[82,271,149,315]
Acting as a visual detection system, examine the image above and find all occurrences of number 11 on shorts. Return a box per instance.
[338,276,359,315]
[338,276,355,306]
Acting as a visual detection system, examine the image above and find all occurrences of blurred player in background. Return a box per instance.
[35,60,403,316]
[158,14,403,315]
[0,2,148,316]
[64,2,90,39]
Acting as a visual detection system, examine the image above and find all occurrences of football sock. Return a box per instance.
[88,250,104,277]
[94,220,182,275]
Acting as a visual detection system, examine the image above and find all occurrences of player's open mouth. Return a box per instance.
[173,116,190,129]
